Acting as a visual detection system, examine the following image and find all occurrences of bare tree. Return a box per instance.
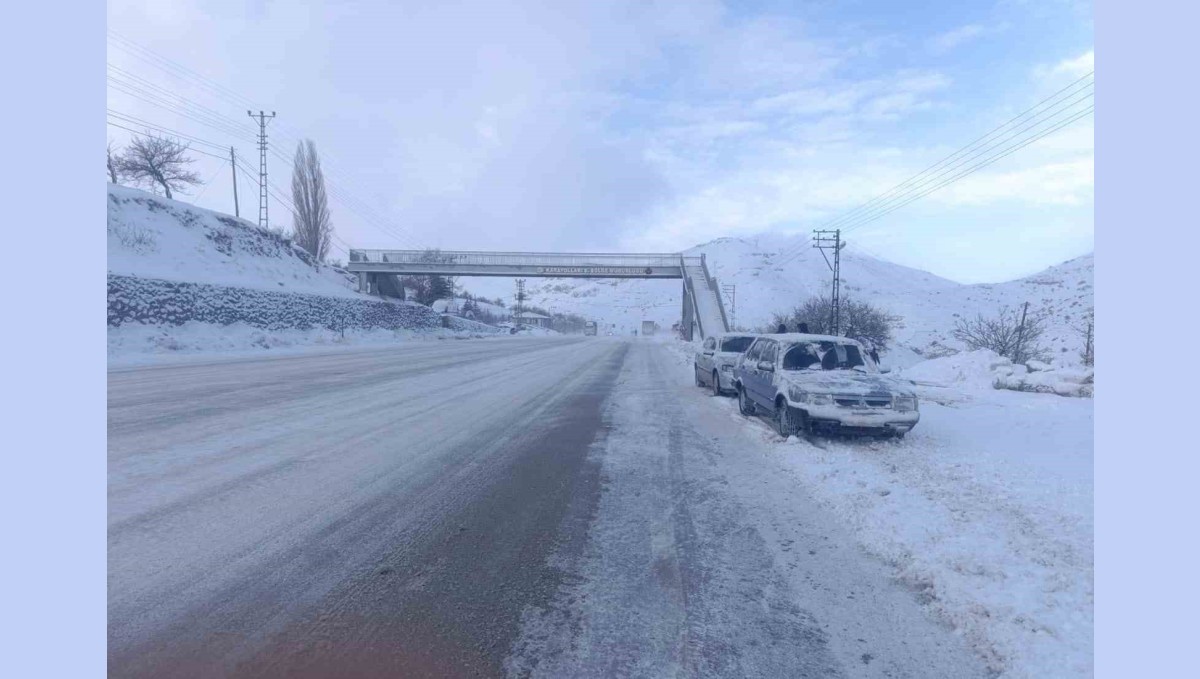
[953,305,1049,364]
[107,140,122,184]
[290,139,333,263]
[117,133,202,199]
[768,296,898,351]
[399,249,456,305]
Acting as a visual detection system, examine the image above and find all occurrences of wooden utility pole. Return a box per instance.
[230,147,240,218]
[1014,301,1030,363]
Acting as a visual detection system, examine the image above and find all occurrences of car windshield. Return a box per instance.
[782,342,874,372]
[721,336,755,353]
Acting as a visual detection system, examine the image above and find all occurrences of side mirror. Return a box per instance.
[757,360,775,372]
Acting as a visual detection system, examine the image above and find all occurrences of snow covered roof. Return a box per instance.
[762,332,861,345]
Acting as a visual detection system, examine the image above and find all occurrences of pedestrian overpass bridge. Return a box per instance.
[347,249,729,340]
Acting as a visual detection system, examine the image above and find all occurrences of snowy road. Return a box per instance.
[109,337,985,678]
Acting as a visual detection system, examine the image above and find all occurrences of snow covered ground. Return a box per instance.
[108,185,365,299]
[662,338,1093,678]
[107,321,504,367]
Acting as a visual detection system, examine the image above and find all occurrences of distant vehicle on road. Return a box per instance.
[694,333,758,396]
[641,320,656,336]
[584,321,597,336]
[732,334,919,439]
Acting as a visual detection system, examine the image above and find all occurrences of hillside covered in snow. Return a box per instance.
[461,235,1093,366]
[108,184,363,299]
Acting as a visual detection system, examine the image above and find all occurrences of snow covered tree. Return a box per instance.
[290,139,334,263]
[771,296,897,351]
[117,134,202,199]
[953,305,1049,364]
[107,140,122,184]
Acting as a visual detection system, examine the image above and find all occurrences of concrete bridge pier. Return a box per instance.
[681,280,695,341]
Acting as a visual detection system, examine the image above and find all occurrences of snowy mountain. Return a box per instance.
[461,235,1093,366]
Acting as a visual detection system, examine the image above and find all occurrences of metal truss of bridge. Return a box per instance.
[347,249,730,340]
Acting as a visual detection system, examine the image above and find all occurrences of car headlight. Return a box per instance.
[790,387,832,405]
[894,395,917,412]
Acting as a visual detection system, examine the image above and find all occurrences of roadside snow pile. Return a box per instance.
[994,363,1094,397]
[902,350,1093,397]
[108,322,496,365]
[901,349,1014,391]
[751,387,1094,677]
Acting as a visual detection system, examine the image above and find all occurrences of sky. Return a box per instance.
[107,0,1093,284]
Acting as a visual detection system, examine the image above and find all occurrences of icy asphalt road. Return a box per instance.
[109,337,985,678]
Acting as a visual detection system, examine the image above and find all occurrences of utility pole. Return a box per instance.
[812,229,844,335]
[1083,317,1094,367]
[247,110,276,229]
[230,147,240,218]
[722,283,737,330]
[515,279,526,324]
[1013,301,1030,364]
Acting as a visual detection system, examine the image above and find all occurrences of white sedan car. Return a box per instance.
[694,333,759,396]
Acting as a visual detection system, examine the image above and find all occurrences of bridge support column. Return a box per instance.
[358,272,371,294]
[681,280,694,341]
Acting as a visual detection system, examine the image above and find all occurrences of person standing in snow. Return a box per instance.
[776,322,788,333]
[797,322,809,333]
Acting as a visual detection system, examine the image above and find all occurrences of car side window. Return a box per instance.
[745,341,762,362]
[761,341,777,365]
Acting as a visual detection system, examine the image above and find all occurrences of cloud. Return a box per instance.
[928,24,986,53]
[1035,50,1095,82]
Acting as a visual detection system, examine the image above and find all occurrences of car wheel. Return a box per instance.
[738,386,755,416]
[776,399,797,437]
[712,371,721,396]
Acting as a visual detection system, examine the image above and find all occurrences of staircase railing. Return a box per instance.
[700,254,731,333]
[680,255,704,340]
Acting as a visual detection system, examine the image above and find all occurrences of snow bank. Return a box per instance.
[108,321,499,366]
[901,349,1014,390]
[108,184,363,298]
[728,387,1094,677]
[902,350,1093,398]
[994,363,1094,397]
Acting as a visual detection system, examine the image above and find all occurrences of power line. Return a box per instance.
[772,74,1094,266]
[107,110,232,151]
[108,31,424,249]
[821,73,1093,233]
[104,121,230,161]
[774,97,1093,268]
[830,90,1093,233]
[838,104,1094,235]
[107,77,256,142]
